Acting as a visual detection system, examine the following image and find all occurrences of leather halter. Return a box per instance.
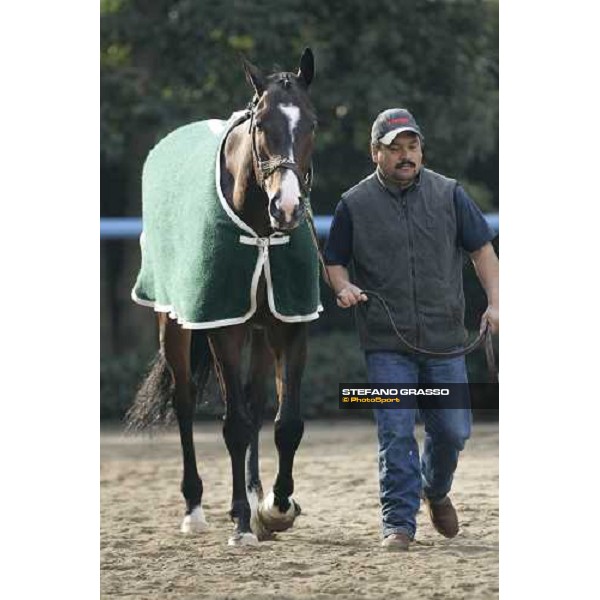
[246,101,313,197]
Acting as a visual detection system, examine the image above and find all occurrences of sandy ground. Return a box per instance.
[101,420,498,600]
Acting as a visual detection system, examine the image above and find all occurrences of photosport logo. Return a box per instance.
[338,383,498,410]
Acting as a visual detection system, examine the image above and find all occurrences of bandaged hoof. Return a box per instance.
[257,491,298,533]
[250,509,277,541]
[180,506,209,534]
[227,532,259,547]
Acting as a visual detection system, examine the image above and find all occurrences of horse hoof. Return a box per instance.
[250,507,277,541]
[180,506,209,534]
[257,491,298,533]
[227,532,259,547]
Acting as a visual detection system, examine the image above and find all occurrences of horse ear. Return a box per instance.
[241,56,266,97]
[296,47,314,88]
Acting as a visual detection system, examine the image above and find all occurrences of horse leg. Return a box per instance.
[258,322,307,533]
[161,315,208,534]
[245,328,275,540]
[209,326,258,546]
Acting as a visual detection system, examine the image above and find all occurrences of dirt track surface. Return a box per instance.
[101,420,498,599]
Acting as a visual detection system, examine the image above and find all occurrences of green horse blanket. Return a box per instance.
[131,111,322,329]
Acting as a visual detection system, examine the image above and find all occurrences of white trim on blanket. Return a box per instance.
[239,234,290,247]
[214,111,257,238]
[263,246,324,323]
[131,243,267,329]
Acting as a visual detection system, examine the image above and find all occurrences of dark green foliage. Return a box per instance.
[100,332,365,422]
[101,329,496,422]
[300,331,367,418]
[100,350,154,420]
[101,0,499,216]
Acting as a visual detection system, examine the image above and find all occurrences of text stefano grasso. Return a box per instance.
[341,388,450,396]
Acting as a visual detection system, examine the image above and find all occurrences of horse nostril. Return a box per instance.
[270,203,282,221]
[293,203,305,221]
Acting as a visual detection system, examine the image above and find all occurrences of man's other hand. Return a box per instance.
[336,285,368,308]
[480,305,499,334]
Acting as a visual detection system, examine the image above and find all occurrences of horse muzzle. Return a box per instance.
[269,198,306,231]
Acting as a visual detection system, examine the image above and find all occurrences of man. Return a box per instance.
[324,108,499,551]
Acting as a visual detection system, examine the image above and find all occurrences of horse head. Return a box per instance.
[243,48,316,232]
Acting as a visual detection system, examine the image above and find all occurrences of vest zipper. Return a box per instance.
[401,195,422,346]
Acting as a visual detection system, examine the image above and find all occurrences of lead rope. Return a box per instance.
[361,289,498,383]
[303,209,498,383]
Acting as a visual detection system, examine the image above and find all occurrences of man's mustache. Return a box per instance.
[395,160,416,168]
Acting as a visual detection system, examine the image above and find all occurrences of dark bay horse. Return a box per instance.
[127,49,319,546]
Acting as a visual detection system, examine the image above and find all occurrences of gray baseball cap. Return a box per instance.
[371,108,423,145]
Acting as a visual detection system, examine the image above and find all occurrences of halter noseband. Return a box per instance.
[246,101,313,197]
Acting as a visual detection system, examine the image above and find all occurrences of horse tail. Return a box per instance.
[125,331,214,432]
[125,351,175,432]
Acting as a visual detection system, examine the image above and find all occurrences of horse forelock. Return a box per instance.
[262,73,314,112]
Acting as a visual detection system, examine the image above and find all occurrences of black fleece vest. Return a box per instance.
[344,168,466,352]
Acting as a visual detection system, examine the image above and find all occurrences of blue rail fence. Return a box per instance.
[101,214,498,240]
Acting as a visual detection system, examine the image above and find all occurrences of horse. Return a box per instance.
[127,48,320,547]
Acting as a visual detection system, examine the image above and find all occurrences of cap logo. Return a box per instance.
[388,117,410,125]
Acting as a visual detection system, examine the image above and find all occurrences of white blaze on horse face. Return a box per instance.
[279,103,300,160]
[274,103,302,223]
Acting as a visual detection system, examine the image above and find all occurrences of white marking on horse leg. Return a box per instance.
[247,485,258,515]
[245,443,269,540]
[276,103,302,223]
[227,532,259,547]
[262,490,294,517]
[248,485,274,541]
[229,479,260,545]
[180,505,209,534]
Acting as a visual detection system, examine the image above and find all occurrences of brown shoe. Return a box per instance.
[424,495,459,538]
[381,532,411,551]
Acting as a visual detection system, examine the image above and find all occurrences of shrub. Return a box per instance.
[100,330,496,421]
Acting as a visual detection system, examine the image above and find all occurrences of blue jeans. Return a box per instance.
[366,351,472,539]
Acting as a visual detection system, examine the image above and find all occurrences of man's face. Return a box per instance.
[371,132,423,187]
